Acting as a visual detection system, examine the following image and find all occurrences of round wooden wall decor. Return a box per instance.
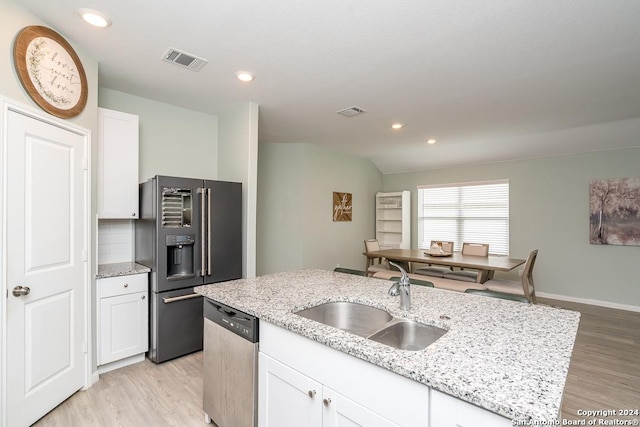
[13,25,88,119]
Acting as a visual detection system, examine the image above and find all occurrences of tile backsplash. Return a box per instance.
[98,219,134,264]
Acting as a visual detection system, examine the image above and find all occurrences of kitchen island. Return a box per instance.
[194,269,580,424]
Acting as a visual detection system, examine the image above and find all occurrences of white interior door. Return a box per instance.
[4,109,87,427]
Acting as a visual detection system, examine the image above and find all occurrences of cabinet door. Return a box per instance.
[98,291,148,365]
[259,353,322,427]
[323,386,398,427]
[97,107,139,219]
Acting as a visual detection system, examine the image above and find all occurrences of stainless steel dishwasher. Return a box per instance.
[203,298,259,427]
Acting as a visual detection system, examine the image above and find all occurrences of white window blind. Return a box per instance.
[417,180,509,255]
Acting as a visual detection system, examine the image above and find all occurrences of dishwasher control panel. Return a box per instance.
[221,316,253,339]
[204,298,259,342]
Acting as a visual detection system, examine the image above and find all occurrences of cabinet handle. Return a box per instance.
[323,398,331,407]
[141,295,146,300]
[124,283,129,288]
[131,212,135,217]
[307,390,316,398]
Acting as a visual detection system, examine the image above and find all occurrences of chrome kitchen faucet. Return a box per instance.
[388,262,411,310]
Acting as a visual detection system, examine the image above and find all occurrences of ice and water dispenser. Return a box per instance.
[162,187,195,280]
[165,234,195,278]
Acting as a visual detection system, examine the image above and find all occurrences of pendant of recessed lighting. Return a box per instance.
[78,8,111,27]
[236,71,255,82]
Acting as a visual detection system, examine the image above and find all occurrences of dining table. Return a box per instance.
[363,248,526,284]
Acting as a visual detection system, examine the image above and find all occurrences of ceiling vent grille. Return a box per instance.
[162,48,208,72]
[337,106,367,117]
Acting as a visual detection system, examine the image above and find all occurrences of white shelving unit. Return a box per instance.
[375,191,410,249]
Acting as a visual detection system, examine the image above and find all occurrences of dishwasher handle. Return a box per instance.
[208,301,237,317]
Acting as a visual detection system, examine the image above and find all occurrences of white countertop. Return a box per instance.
[194,269,580,423]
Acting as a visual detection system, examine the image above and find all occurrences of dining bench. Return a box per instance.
[372,270,487,293]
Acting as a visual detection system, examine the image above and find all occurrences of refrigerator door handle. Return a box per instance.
[200,187,206,277]
[207,187,212,276]
[162,293,202,304]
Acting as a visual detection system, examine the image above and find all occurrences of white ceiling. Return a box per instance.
[13,0,640,173]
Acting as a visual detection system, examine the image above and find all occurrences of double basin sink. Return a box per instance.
[295,301,446,351]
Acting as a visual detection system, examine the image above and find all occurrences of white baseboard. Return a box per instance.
[537,291,640,313]
[97,353,146,375]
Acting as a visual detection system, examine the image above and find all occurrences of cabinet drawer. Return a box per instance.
[98,273,148,298]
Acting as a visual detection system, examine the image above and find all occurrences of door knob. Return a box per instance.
[12,286,31,297]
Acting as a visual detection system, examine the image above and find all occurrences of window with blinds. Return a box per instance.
[417,180,509,255]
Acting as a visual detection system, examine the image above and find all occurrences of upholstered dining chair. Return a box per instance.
[363,239,390,277]
[483,249,538,304]
[414,240,454,278]
[443,242,489,282]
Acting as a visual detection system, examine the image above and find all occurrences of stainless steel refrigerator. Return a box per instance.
[135,175,242,363]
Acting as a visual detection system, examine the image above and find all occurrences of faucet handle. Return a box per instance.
[388,281,401,296]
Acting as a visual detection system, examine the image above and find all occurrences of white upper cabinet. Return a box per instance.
[98,107,139,219]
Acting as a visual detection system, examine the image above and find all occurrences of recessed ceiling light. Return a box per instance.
[426,139,437,145]
[78,8,111,27]
[391,123,404,130]
[236,71,255,82]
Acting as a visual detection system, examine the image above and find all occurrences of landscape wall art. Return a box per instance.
[589,177,640,246]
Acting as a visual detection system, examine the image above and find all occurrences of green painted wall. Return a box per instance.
[383,148,640,307]
[218,103,259,277]
[257,143,383,275]
[98,88,218,182]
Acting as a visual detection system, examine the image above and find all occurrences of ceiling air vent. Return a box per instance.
[162,48,208,72]
[337,106,367,118]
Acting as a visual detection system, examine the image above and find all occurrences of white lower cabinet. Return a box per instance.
[258,321,512,427]
[258,322,429,427]
[324,386,398,427]
[97,273,149,372]
[259,354,396,427]
[259,353,322,427]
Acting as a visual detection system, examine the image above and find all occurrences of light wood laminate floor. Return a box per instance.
[33,351,209,427]
[34,298,639,426]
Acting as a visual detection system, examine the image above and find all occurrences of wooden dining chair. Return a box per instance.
[414,240,454,278]
[443,242,489,282]
[363,239,390,277]
[483,249,538,304]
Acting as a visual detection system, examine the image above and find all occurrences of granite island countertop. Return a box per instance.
[96,262,151,279]
[194,269,580,423]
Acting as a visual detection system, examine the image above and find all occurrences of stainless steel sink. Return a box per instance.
[295,301,447,350]
[368,321,446,351]
[295,301,393,337]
